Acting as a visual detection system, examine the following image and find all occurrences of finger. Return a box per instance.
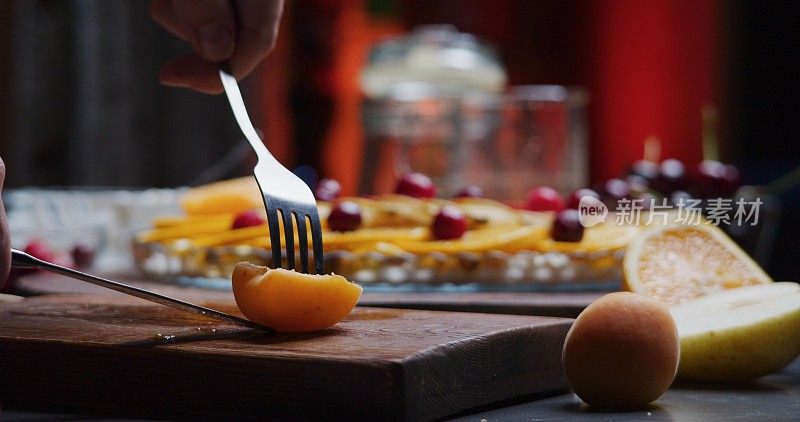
[229,0,283,79]
[0,157,10,288]
[171,0,237,62]
[159,54,224,94]
[148,0,188,41]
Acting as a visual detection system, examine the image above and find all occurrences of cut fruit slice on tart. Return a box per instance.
[392,225,548,254]
[623,224,772,306]
[181,176,263,215]
[323,227,429,249]
[535,223,640,253]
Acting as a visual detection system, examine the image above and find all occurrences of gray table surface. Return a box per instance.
[454,358,800,421]
[2,358,798,421]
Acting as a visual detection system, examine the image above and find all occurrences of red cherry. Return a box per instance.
[626,174,650,190]
[566,188,600,210]
[328,201,362,232]
[395,172,436,198]
[669,190,693,206]
[629,159,659,181]
[625,175,652,201]
[432,205,467,240]
[7,239,55,284]
[651,159,688,195]
[51,252,76,270]
[24,240,55,262]
[232,210,266,229]
[596,178,631,207]
[720,164,742,197]
[692,160,742,198]
[692,160,724,198]
[526,186,564,212]
[71,242,96,269]
[551,209,584,242]
[314,178,341,201]
[454,185,484,198]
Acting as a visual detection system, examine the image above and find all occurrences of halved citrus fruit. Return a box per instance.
[623,224,772,305]
[231,262,362,332]
[671,282,800,381]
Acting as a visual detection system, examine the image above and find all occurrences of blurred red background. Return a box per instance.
[256,0,722,194]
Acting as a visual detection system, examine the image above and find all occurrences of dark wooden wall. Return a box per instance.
[0,0,258,188]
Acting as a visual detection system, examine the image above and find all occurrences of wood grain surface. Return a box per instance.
[16,273,603,318]
[360,291,603,318]
[0,293,572,421]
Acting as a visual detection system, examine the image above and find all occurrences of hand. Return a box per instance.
[0,157,10,288]
[150,0,284,94]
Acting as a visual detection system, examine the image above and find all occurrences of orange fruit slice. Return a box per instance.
[453,197,526,227]
[181,177,263,215]
[190,224,271,248]
[352,195,435,227]
[136,219,234,243]
[623,224,772,306]
[153,214,235,229]
[392,225,547,254]
[231,262,362,332]
[323,227,429,249]
[535,223,641,253]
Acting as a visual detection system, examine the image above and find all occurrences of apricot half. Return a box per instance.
[231,262,362,332]
[562,292,679,408]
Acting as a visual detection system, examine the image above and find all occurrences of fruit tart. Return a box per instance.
[133,175,643,291]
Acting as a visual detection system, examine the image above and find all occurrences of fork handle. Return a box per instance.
[218,63,278,165]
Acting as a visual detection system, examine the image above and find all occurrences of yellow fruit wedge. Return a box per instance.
[393,225,546,254]
[190,224,272,248]
[136,219,234,243]
[623,224,772,305]
[153,214,235,229]
[323,227,429,249]
[670,282,800,381]
[237,227,427,251]
[453,197,527,227]
[363,195,435,227]
[317,202,331,229]
[232,262,362,332]
[348,242,411,255]
[181,177,264,215]
[535,223,640,253]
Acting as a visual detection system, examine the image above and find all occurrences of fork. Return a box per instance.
[218,64,324,274]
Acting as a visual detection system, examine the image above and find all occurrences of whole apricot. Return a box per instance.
[562,292,679,408]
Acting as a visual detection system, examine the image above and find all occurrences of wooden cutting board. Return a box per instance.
[17,273,602,318]
[360,291,603,318]
[0,294,572,421]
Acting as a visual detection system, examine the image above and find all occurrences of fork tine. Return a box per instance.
[265,206,282,268]
[295,212,310,273]
[308,212,324,274]
[280,209,296,270]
